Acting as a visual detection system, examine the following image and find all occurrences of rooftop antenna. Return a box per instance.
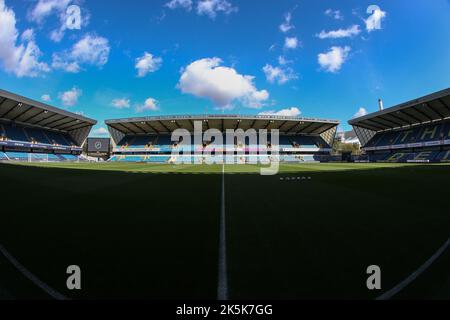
[378,98,384,111]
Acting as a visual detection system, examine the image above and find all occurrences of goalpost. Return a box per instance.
[27,153,49,163]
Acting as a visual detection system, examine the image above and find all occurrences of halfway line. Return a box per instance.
[217,163,228,300]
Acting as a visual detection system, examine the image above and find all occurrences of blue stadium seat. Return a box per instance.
[25,127,51,144]
[2,123,28,142]
[46,131,73,146]
[434,150,450,162]
[5,152,29,161]
[368,121,450,148]
[59,154,78,161]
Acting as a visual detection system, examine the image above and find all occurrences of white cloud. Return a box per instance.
[262,64,297,85]
[52,34,110,73]
[111,98,130,109]
[353,107,368,118]
[51,53,80,72]
[278,56,291,65]
[279,12,294,33]
[196,0,237,19]
[135,52,162,77]
[41,94,51,102]
[365,7,387,32]
[178,57,269,109]
[136,98,159,113]
[21,29,35,42]
[318,46,351,73]
[284,37,298,50]
[28,0,71,23]
[49,28,66,43]
[0,0,50,77]
[165,0,193,11]
[29,0,88,42]
[259,107,301,117]
[59,87,82,106]
[92,127,109,136]
[71,35,109,66]
[317,25,361,39]
[325,9,343,20]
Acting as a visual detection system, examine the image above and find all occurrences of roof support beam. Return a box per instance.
[400,110,422,123]
[10,106,34,121]
[188,119,195,131]
[438,98,450,113]
[22,110,47,124]
[365,118,392,130]
[65,123,92,132]
[278,120,288,131]
[386,112,412,126]
[116,123,137,135]
[134,122,152,133]
[310,124,333,135]
[286,122,301,133]
[359,124,382,131]
[361,120,384,131]
[378,115,404,127]
[0,102,20,119]
[50,118,78,130]
[34,114,63,126]
[297,122,314,134]
[305,124,323,134]
[145,122,159,134]
[158,120,171,133]
[412,106,433,122]
[424,102,444,119]
[128,122,147,134]
[0,97,7,109]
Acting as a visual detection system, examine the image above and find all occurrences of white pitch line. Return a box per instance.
[0,244,68,300]
[217,163,228,300]
[377,238,450,300]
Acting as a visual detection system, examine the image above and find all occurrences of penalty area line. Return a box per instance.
[0,244,68,300]
[217,163,228,300]
[377,238,450,300]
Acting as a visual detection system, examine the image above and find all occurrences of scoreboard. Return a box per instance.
[86,138,111,155]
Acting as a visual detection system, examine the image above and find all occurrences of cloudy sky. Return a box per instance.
[0,0,449,135]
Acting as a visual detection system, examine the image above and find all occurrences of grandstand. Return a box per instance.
[349,88,450,163]
[0,89,96,162]
[105,115,339,163]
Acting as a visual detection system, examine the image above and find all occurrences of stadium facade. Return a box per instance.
[105,115,339,163]
[349,88,450,163]
[0,89,96,162]
[4,86,450,164]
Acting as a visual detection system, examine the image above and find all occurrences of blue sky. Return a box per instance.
[0,0,449,135]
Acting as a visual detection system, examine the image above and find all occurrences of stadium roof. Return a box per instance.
[0,89,96,132]
[348,87,450,132]
[105,114,339,135]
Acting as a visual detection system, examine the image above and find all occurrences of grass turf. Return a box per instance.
[0,161,449,299]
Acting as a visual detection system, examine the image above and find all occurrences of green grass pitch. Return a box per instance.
[0,161,449,299]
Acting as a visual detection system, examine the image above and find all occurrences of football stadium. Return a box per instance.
[1,0,450,306]
[105,114,338,164]
[350,88,450,163]
[1,87,450,300]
